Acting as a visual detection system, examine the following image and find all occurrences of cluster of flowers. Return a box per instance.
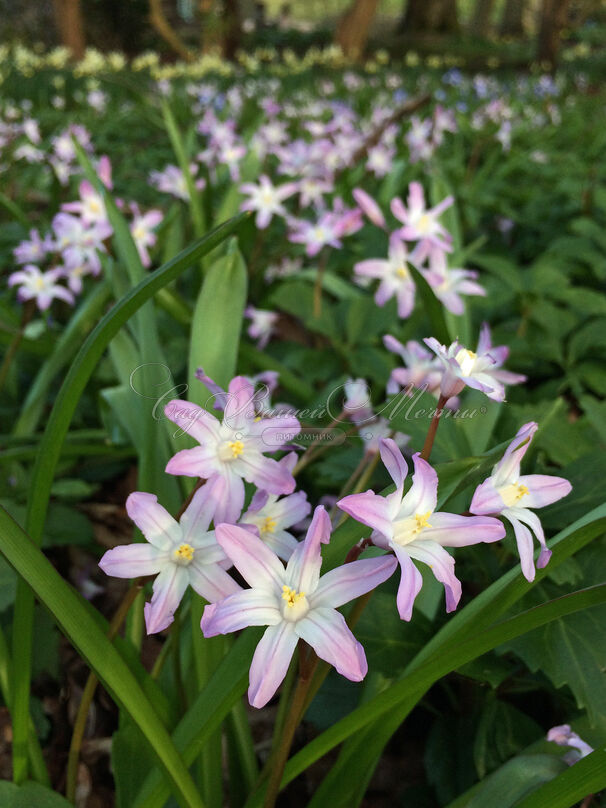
[8,145,162,312]
[99,364,571,708]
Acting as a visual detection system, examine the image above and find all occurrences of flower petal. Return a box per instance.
[492,422,537,487]
[144,565,189,634]
[407,540,462,612]
[337,490,395,542]
[285,505,331,594]
[165,446,217,478]
[214,469,245,524]
[295,607,367,681]
[188,561,241,603]
[200,588,280,637]
[392,546,423,621]
[99,543,167,578]
[503,510,536,581]
[239,453,295,496]
[400,453,438,516]
[379,438,408,492]
[512,508,552,570]
[425,513,505,547]
[164,399,220,444]
[469,478,505,515]
[248,622,298,708]
[311,555,397,609]
[125,492,181,550]
[518,474,572,508]
[215,523,285,590]
[180,476,226,542]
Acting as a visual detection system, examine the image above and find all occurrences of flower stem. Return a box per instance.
[263,648,318,808]
[65,579,143,803]
[421,394,448,462]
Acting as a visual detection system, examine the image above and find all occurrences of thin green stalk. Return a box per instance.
[0,627,48,785]
[263,649,319,808]
[226,698,259,803]
[66,580,143,803]
[192,599,224,808]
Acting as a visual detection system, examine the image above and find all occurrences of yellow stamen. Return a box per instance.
[228,440,244,458]
[282,585,305,607]
[414,511,432,532]
[396,265,408,279]
[262,516,277,534]
[174,543,194,564]
[499,482,530,507]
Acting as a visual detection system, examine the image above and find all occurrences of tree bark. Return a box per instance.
[537,0,572,66]
[149,0,194,60]
[52,0,86,60]
[470,0,497,35]
[223,0,242,60]
[335,0,381,59]
[499,0,524,36]
[400,0,459,34]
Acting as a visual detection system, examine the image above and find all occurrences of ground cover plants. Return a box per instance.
[1,42,606,808]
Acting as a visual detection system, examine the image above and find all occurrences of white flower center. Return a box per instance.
[218,439,245,462]
[455,348,477,376]
[393,511,432,546]
[498,482,529,508]
[281,585,309,622]
[173,542,195,566]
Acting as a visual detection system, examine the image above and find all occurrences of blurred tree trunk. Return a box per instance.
[537,0,571,66]
[399,0,459,34]
[223,0,242,60]
[470,0,496,35]
[149,0,194,60]
[499,0,524,36]
[335,0,381,58]
[53,0,85,60]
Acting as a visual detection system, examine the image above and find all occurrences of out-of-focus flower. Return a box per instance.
[339,439,505,620]
[424,323,523,403]
[245,305,279,349]
[352,188,386,229]
[8,264,74,310]
[240,175,297,229]
[201,506,397,707]
[547,725,593,765]
[354,235,419,318]
[422,247,486,315]
[470,422,572,581]
[13,229,54,265]
[383,335,443,397]
[129,204,162,267]
[392,182,453,253]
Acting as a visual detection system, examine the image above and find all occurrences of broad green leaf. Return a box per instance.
[446,755,566,808]
[513,747,606,808]
[473,699,542,779]
[0,506,205,808]
[188,238,248,404]
[10,215,246,783]
[409,263,452,346]
[133,629,260,808]
[0,781,73,807]
[162,102,205,236]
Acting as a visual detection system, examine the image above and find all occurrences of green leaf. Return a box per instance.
[409,262,452,346]
[133,628,260,808]
[162,102,206,236]
[10,215,246,783]
[188,238,248,404]
[0,506,205,808]
[473,699,542,779]
[447,755,566,808]
[0,781,74,807]
[513,747,606,808]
